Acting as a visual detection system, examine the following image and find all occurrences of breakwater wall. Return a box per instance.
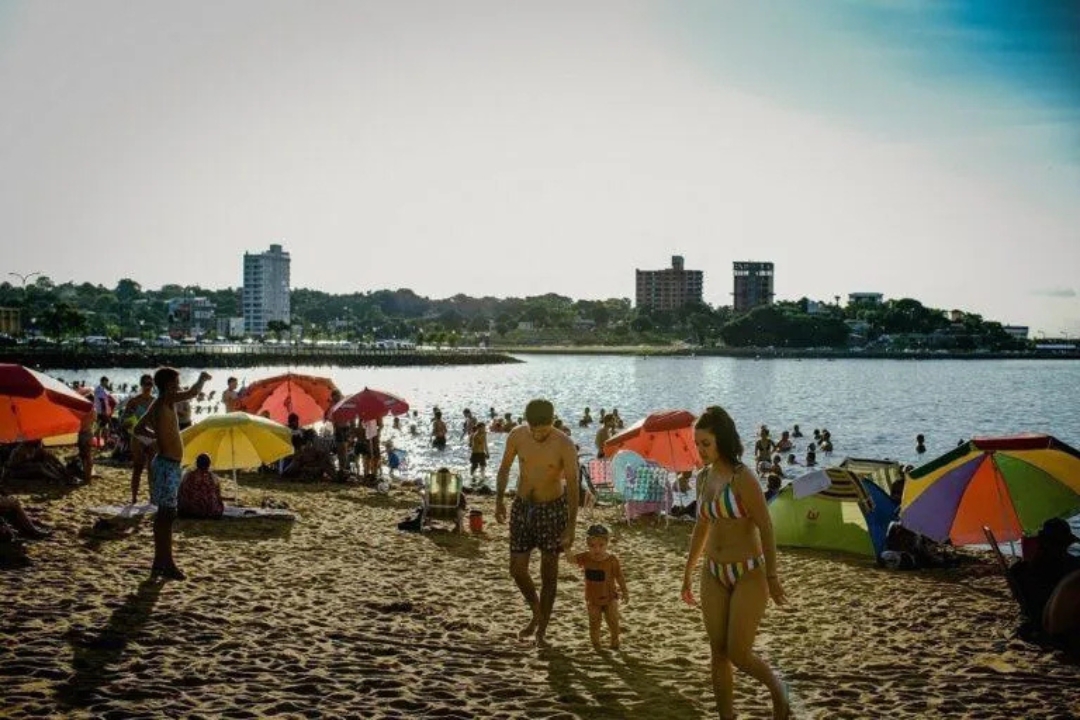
[1,346,523,370]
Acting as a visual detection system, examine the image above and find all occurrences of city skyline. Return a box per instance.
[1,2,1078,335]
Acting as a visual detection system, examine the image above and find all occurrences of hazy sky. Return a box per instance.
[1,1,1078,334]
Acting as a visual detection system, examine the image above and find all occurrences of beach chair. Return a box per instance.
[624,465,673,524]
[586,459,622,506]
[422,468,464,532]
[983,526,1031,615]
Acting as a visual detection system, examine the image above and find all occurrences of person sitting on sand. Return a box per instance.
[177,453,225,519]
[1009,519,1080,635]
[0,493,52,539]
[4,442,78,484]
[282,430,337,482]
[670,472,697,518]
[575,524,629,650]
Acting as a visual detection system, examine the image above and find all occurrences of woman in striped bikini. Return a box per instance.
[682,406,789,720]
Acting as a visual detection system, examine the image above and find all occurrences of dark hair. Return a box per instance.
[525,399,555,427]
[139,374,153,387]
[587,524,609,538]
[228,376,238,384]
[196,453,211,470]
[153,367,179,394]
[287,413,300,425]
[694,406,743,465]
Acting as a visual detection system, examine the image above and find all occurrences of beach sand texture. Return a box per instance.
[3,467,1079,719]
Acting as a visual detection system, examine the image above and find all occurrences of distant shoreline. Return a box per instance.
[0,347,522,370]
[495,345,1080,360]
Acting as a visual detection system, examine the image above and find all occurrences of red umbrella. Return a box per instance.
[330,387,410,424]
[235,373,339,426]
[0,364,94,443]
[603,409,701,472]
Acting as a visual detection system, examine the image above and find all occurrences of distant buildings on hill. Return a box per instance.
[243,243,291,335]
[635,256,703,311]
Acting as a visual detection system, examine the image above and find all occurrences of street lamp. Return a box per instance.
[8,271,41,288]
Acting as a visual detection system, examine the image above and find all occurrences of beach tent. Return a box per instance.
[770,467,897,558]
[839,457,904,494]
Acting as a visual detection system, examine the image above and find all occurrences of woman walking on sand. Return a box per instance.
[682,406,790,720]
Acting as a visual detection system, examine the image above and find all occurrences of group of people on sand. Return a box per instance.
[493,397,791,719]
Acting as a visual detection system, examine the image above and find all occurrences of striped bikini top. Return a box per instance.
[697,469,748,521]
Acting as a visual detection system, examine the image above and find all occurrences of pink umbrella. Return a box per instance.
[330,387,410,424]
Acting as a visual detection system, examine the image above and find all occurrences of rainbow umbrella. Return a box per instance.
[603,409,701,472]
[900,434,1080,546]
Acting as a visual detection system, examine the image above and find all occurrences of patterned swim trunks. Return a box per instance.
[510,495,568,555]
[150,456,183,509]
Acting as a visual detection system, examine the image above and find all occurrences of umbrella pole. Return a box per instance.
[991,458,1018,557]
[231,430,239,504]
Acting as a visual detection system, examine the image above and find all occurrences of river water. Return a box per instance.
[61,354,1080,477]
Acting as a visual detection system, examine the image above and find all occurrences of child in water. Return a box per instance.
[574,524,629,650]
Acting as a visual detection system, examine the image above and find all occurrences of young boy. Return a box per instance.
[574,524,629,650]
[133,367,212,581]
[469,422,489,477]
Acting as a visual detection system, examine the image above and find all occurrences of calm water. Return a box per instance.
[61,356,1080,475]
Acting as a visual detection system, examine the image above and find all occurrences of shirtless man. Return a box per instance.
[123,374,157,504]
[495,398,579,647]
[221,376,241,412]
[133,367,211,580]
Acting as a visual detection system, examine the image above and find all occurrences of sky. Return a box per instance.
[0,0,1078,335]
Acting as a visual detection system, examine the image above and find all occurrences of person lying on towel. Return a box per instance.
[177,453,224,519]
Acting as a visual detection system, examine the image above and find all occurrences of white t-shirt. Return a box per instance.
[94,385,111,415]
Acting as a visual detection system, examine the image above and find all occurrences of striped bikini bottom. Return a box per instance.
[706,555,766,591]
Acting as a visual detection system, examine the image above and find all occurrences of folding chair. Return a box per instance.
[422,468,464,532]
[984,525,1031,615]
[587,458,622,506]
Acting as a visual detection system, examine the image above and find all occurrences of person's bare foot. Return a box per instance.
[517,615,538,641]
[534,632,551,649]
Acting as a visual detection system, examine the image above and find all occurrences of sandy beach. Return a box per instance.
[3,465,1079,720]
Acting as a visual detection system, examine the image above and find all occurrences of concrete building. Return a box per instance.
[243,243,291,335]
[848,292,884,306]
[732,261,774,313]
[168,297,216,336]
[217,316,246,339]
[635,255,704,311]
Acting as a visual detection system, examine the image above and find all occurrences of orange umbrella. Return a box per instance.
[235,373,339,426]
[0,364,94,443]
[603,409,701,472]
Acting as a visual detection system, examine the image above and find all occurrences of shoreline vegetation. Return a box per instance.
[1,343,1077,370]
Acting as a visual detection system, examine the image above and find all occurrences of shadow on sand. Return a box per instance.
[56,579,163,708]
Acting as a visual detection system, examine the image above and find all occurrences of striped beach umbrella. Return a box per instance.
[900,434,1080,546]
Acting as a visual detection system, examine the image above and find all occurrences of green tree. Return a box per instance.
[266,320,289,342]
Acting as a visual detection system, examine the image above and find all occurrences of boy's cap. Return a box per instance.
[586,524,609,538]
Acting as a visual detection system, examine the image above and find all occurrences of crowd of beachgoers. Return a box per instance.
[3,366,1079,719]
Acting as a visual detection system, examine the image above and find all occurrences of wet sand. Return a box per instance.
[3,465,1079,719]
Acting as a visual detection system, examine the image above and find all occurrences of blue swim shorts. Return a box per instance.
[150,456,183,509]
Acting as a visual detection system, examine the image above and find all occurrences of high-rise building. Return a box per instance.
[732,261,774,313]
[635,255,704,311]
[243,243,291,335]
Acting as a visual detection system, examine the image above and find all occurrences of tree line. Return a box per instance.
[0,276,1026,350]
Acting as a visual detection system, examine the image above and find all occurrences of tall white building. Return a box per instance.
[243,243,291,335]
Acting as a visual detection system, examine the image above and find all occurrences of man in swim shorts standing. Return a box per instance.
[133,367,211,580]
[496,398,579,647]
